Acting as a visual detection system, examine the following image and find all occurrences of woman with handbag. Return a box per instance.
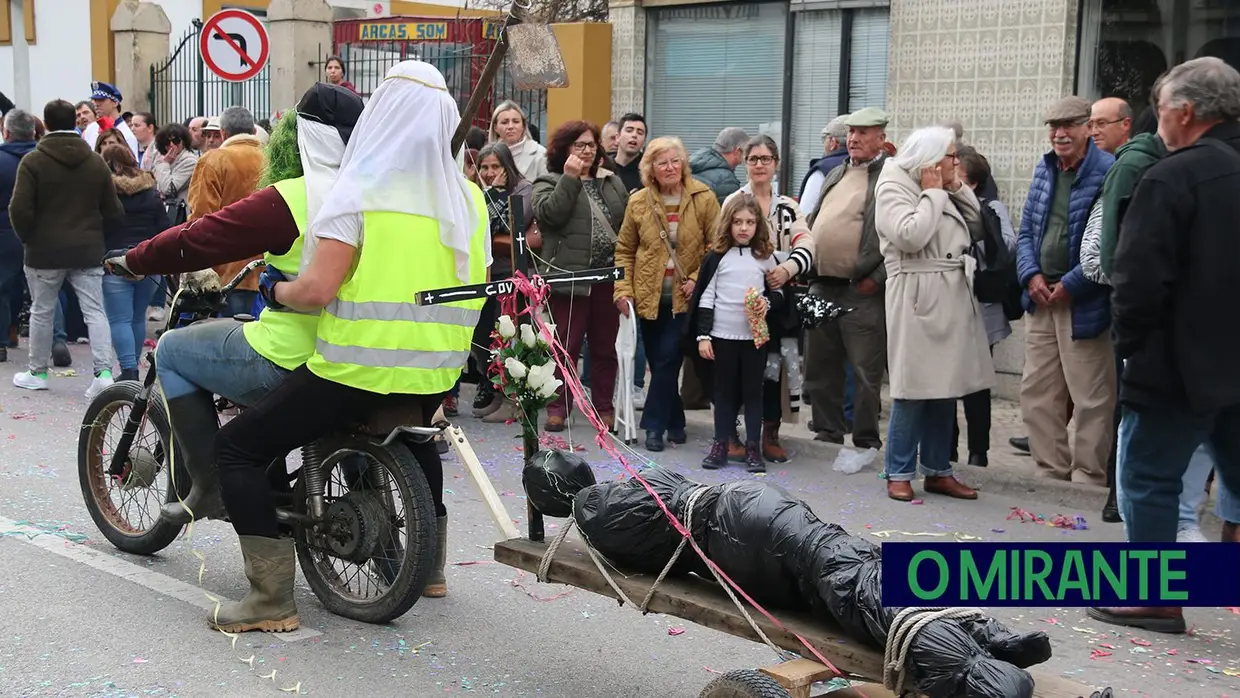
[613,136,719,452]
[531,121,628,432]
[874,126,992,502]
[148,123,197,320]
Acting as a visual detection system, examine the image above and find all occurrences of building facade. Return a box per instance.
[612,0,1239,395]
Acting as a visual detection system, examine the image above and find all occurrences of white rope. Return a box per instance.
[532,484,791,662]
[883,606,986,695]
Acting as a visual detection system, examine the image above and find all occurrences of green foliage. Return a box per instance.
[259,110,301,188]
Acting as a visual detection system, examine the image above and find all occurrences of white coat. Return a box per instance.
[874,159,995,400]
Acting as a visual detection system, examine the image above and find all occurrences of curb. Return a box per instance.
[678,409,1111,511]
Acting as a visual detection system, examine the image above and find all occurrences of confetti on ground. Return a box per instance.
[2,520,88,543]
[509,570,571,602]
[133,657,148,664]
[991,528,1005,533]
[868,530,981,541]
[909,499,924,505]
[1006,507,1088,530]
[1099,643,1115,649]
[1041,618,1061,625]
[1090,649,1112,660]
[1072,627,1095,634]
[450,560,492,567]
[1131,638,1152,647]
[668,627,685,636]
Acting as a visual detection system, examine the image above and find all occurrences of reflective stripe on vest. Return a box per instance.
[306,182,488,395]
[241,178,319,371]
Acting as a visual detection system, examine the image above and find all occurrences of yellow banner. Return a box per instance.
[358,21,448,42]
[483,19,504,41]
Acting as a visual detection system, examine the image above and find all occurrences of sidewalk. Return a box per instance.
[679,388,1115,513]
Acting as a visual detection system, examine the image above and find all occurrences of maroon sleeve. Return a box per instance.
[126,187,299,276]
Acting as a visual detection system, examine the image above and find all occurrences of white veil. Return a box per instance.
[297,117,347,265]
[310,60,482,283]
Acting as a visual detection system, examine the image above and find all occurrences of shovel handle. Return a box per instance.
[451,5,529,156]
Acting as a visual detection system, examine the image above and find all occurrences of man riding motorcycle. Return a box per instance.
[107,83,364,529]
[195,61,487,634]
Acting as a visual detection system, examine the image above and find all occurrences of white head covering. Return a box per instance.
[296,117,347,267]
[311,60,481,284]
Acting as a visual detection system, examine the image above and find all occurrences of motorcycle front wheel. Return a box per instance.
[293,436,437,625]
[78,381,190,555]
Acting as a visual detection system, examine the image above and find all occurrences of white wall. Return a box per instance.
[0,2,93,113]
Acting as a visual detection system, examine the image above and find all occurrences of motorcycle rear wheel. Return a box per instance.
[78,381,189,555]
[293,436,437,625]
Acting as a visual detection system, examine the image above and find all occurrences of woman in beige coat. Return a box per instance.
[874,126,994,503]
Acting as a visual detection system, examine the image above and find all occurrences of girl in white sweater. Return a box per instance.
[694,195,776,472]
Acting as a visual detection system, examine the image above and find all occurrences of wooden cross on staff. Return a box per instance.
[414,197,625,542]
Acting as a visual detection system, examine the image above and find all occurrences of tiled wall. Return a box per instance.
[887,0,1081,394]
[609,0,646,118]
[887,0,1080,222]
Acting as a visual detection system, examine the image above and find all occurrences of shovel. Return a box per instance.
[450,0,569,156]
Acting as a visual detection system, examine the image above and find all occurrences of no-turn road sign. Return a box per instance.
[201,9,270,83]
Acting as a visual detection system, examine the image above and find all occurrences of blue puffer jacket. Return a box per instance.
[1016,141,1115,339]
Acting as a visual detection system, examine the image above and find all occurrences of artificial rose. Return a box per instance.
[525,361,555,390]
[537,377,563,398]
[504,357,528,380]
[520,323,539,349]
[497,315,517,339]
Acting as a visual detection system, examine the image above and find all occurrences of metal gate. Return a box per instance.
[149,20,272,128]
[323,16,548,140]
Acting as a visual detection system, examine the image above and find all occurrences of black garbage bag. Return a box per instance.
[523,449,596,518]
[573,467,716,578]
[573,469,1050,698]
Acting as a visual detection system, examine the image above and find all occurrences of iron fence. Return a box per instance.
[317,17,548,141]
[149,20,272,128]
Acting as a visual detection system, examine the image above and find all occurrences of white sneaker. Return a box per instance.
[632,385,647,410]
[1177,523,1209,543]
[147,307,165,322]
[12,371,48,391]
[85,373,114,400]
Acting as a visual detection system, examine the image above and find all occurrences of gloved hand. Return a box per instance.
[258,265,287,311]
[102,248,142,281]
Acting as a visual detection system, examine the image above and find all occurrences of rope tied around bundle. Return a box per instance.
[883,606,987,696]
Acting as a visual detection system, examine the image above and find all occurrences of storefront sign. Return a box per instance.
[358,21,448,41]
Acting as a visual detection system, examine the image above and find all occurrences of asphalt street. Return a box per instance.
[0,342,1238,698]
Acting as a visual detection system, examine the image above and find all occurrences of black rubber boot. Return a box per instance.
[160,392,224,524]
[423,515,448,598]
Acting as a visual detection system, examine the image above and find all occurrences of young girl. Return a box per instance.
[692,195,777,472]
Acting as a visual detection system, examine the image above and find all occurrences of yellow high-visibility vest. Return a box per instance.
[241,177,319,371]
[306,182,488,394]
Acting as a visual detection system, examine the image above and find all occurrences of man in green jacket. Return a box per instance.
[1097,119,1166,278]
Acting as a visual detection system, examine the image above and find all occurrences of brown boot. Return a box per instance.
[924,475,978,500]
[600,414,615,434]
[423,515,449,598]
[761,421,788,463]
[727,438,746,463]
[1223,521,1240,542]
[887,480,915,502]
[1086,607,1186,634]
[544,415,566,432]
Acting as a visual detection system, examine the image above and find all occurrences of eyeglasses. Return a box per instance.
[654,157,682,170]
[945,152,960,163]
[746,156,776,165]
[571,141,597,151]
[1088,118,1125,130]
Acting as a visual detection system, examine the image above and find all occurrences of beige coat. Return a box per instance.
[874,159,994,400]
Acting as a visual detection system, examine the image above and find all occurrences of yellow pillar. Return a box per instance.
[546,22,612,138]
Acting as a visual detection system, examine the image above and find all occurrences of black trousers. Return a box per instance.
[712,338,765,444]
[953,389,992,455]
[215,364,446,538]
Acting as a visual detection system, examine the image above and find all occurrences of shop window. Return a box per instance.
[1079,0,1240,114]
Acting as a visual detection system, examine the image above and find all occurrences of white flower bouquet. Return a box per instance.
[491,314,561,441]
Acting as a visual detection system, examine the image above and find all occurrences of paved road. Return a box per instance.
[0,343,1237,697]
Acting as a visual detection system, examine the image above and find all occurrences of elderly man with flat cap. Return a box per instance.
[802,106,891,453]
[1015,96,1115,489]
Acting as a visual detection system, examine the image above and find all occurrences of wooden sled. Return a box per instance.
[495,537,1098,698]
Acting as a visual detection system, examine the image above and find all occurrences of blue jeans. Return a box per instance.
[1115,411,1213,536]
[102,274,159,370]
[155,318,289,405]
[1118,402,1240,542]
[1217,467,1240,524]
[638,302,686,435]
[884,398,956,481]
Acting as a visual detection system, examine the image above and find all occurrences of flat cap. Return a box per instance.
[203,116,222,132]
[1043,96,1091,124]
[821,114,850,140]
[845,107,889,128]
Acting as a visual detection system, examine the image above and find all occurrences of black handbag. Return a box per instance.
[165,199,188,226]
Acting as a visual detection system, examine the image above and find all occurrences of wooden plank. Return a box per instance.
[448,426,521,541]
[494,537,1098,698]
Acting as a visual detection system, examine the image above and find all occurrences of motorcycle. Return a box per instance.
[78,261,442,625]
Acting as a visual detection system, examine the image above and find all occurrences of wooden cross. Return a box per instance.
[415,196,625,542]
